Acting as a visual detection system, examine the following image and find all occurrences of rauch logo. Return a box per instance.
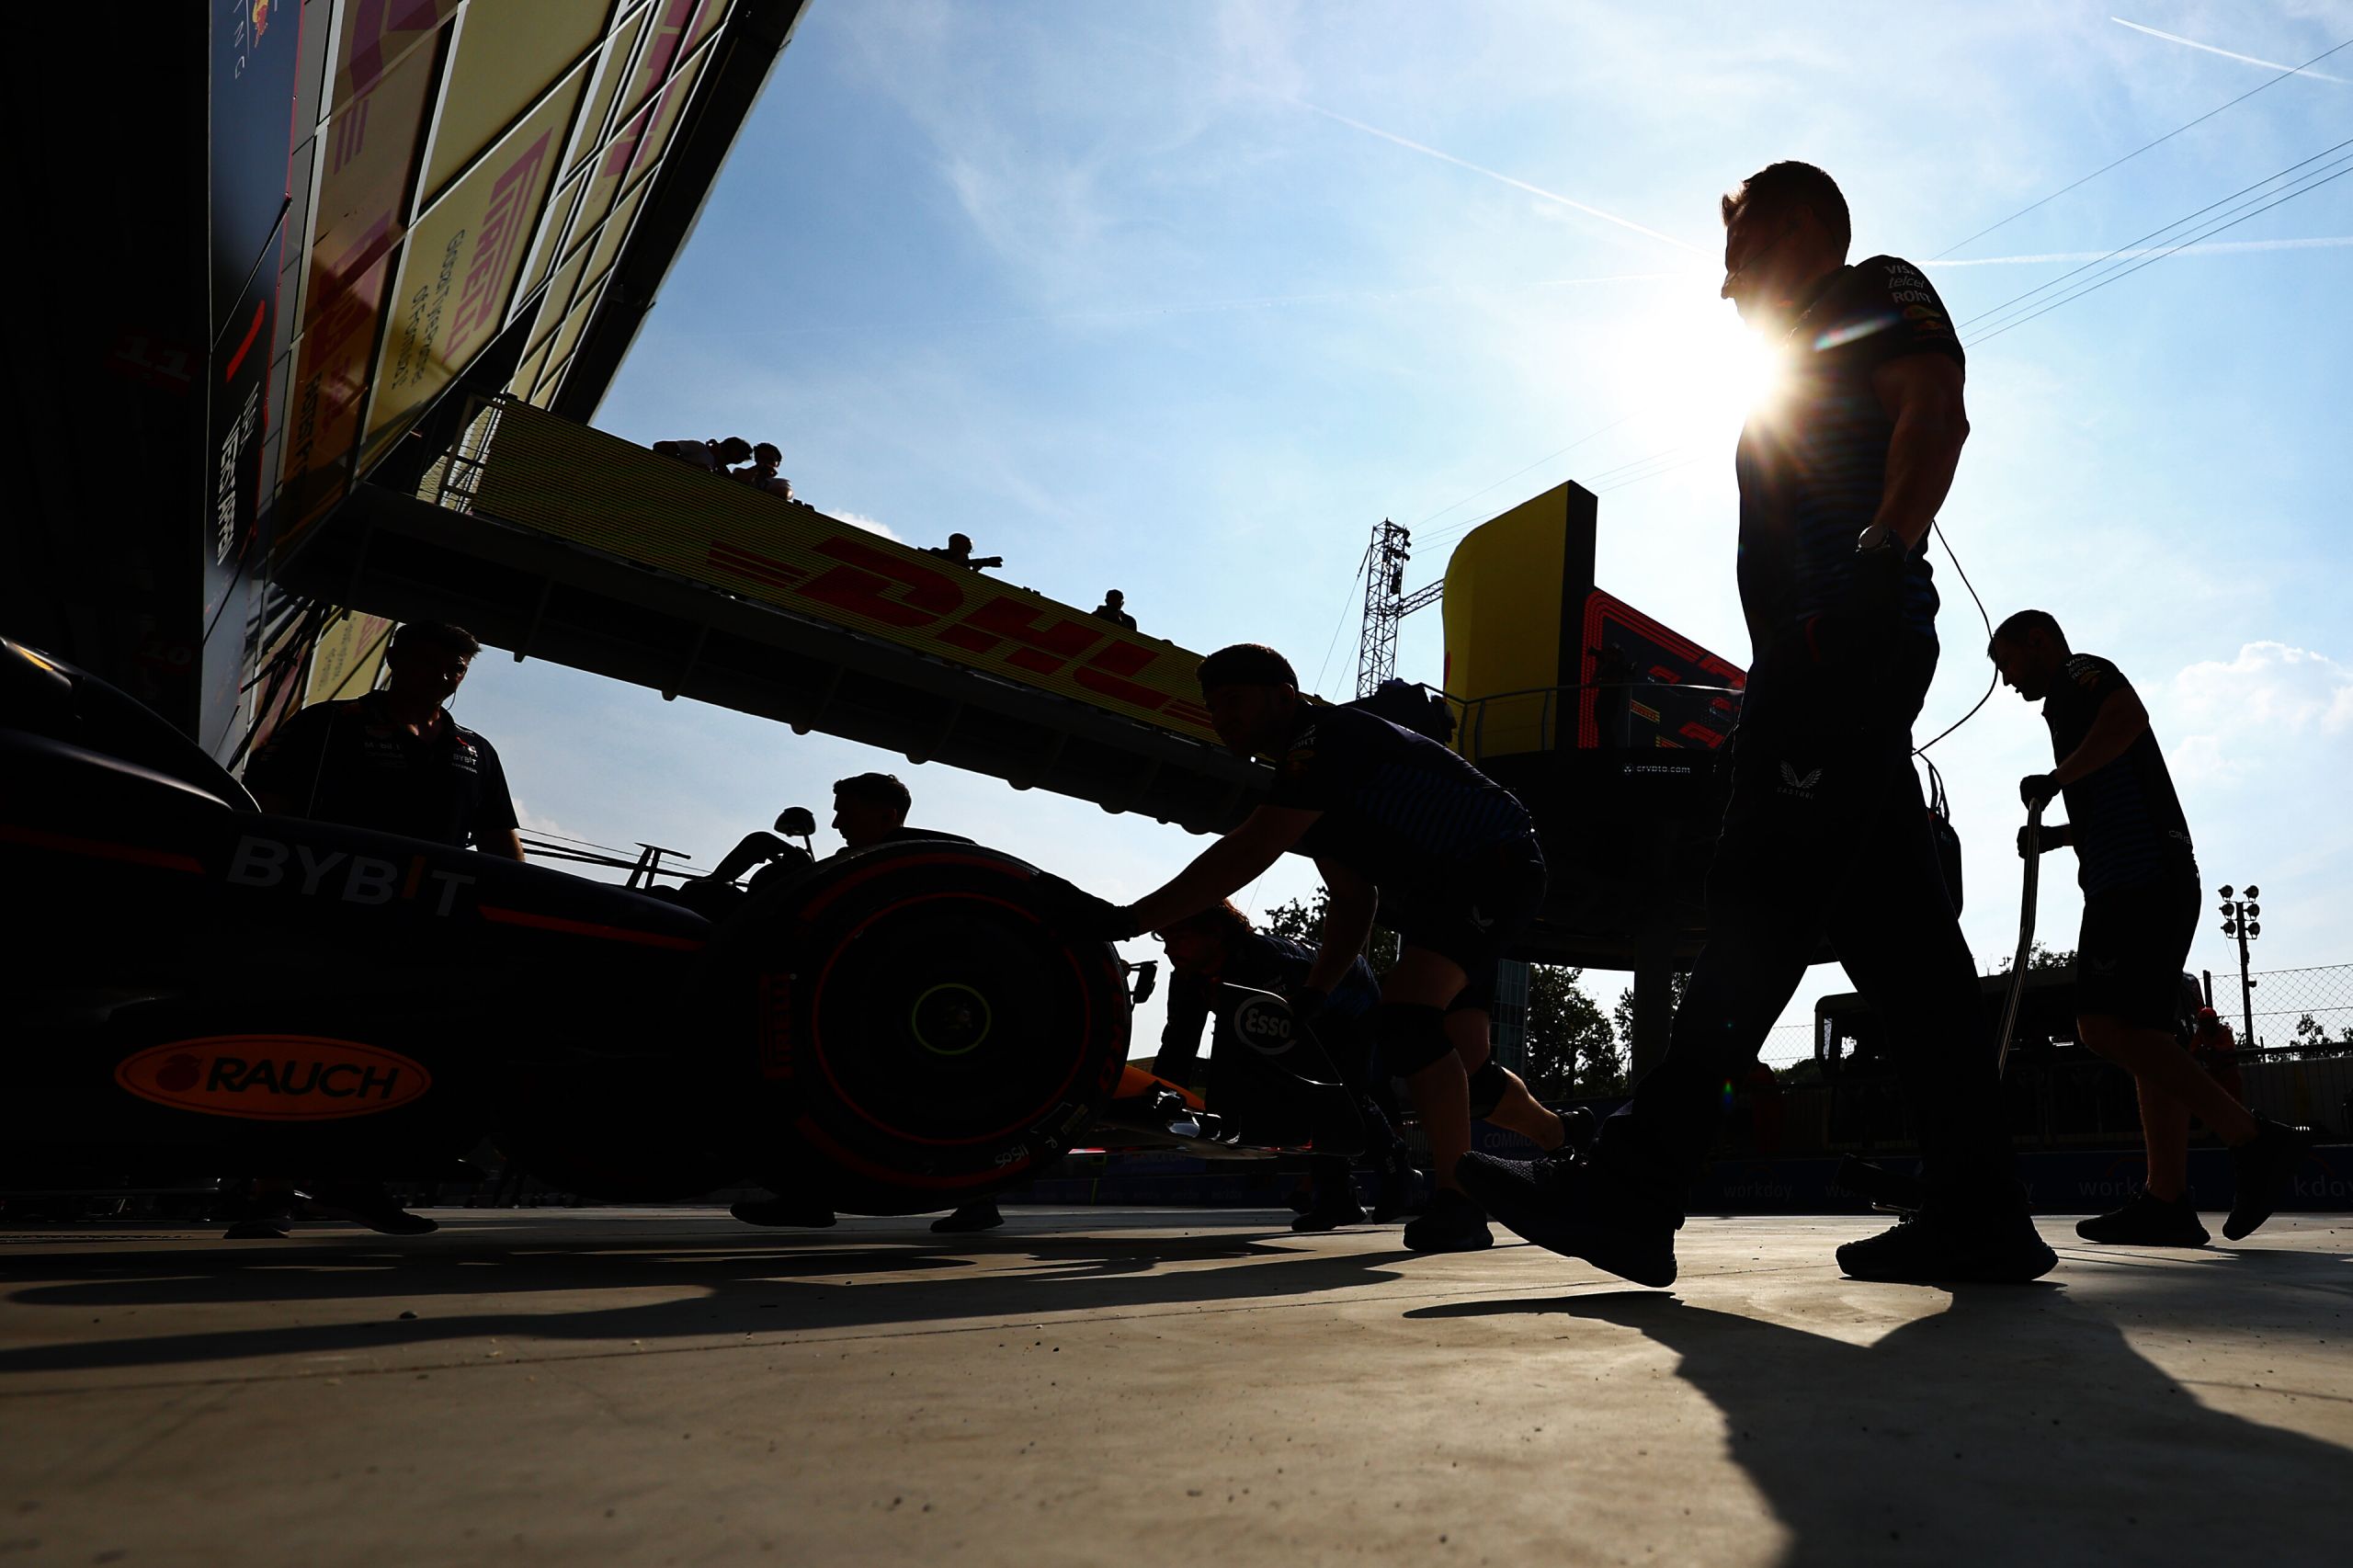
[115,1036,431,1120]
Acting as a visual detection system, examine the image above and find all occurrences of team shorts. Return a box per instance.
[1382,836,1549,1011]
[2075,877,2200,1031]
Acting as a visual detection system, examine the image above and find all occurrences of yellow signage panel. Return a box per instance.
[365,59,588,463]
[304,611,397,702]
[278,34,441,539]
[470,403,1222,745]
[422,0,608,200]
[328,0,459,118]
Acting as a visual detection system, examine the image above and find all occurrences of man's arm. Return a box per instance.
[1153,977,1212,1082]
[1303,858,1378,996]
[2052,687,2150,788]
[472,745,527,861]
[1869,354,1970,549]
[1128,805,1321,933]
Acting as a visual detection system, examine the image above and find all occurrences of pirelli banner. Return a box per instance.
[471,401,1222,746]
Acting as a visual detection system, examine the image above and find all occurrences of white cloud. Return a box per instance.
[833,509,899,541]
[510,797,572,840]
[2169,641,2353,781]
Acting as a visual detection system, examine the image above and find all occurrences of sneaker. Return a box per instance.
[306,1181,438,1236]
[1291,1192,1369,1233]
[731,1195,837,1229]
[2224,1113,2319,1241]
[930,1200,1004,1233]
[1836,1204,2055,1284]
[1457,1151,1677,1287]
[1402,1187,1494,1252]
[2075,1189,2209,1246]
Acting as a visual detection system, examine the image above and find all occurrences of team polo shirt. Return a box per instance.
[246,694,520,851]
[2041,654,2195,895]
[1267,702,1533,899]
[1735,255,1963,654]
[1160,931,1380,1062]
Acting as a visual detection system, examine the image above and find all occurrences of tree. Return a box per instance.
[1995,942,2075,976]
[1524,965,1622,1098]
[1258,892,1400,983]
[2292,1012,2353,1048]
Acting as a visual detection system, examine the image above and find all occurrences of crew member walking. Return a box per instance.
[1462,161,2049,1286]
[1991,608,2313,1244]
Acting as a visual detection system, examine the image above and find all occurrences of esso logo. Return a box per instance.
[1229,994,1296,1056]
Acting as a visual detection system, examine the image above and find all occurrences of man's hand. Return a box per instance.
[1029,871,1142,940]
[2018,773,2061,811]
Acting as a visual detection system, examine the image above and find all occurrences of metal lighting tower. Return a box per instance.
[2219,883,2263,1047]
[1355,519,1444,698]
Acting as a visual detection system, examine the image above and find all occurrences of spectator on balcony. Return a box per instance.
[1092,589,1137,630]
[926,532,1002,571]
[652,435,752,472]
[733,442,794,500]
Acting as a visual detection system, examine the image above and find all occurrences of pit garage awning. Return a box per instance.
[282,399,1264,835]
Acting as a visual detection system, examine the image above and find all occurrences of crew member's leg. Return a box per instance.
[1821,757,2013,1202]
[1463,660,2045,1285]
[1381,947,1474,1192]
[2135,1075,2193,1199]
[1448,1005,1571,1152]
[2069,879,2311,1241]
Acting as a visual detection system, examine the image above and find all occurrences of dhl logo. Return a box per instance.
[704,533,1217,735]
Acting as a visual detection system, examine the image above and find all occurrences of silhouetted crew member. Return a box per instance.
[732,773,983,1234]
[1462,160,2050,1287]
[1093,590,1137,630]
[652,435,752,472]
[1154,901,1413,1232]
[233,620,520,1240]
[926,533,1003,570]
[246,620,522,859]
[1034,642,1569,1253]
[1991,608,2313,1245]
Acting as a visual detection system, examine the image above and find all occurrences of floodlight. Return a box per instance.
[2245,885,2259,899]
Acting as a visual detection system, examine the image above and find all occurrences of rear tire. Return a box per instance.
[706,843,1129,1215]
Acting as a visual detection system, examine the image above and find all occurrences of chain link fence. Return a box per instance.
[1743,963,2353,1072]
[2229,962,2353,1051]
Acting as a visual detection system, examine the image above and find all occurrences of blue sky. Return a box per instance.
[454,0,2353,1059]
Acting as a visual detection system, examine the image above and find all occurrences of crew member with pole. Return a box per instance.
[1989,608,2313,1244]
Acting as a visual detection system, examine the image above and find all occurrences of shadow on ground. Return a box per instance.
[0,1215,1418,1376]
[1414,1261,2352,1567]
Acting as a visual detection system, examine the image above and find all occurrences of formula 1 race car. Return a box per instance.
[0,638,1368,1217]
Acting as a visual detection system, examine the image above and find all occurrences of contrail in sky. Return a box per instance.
[1290,99,1707,254]
[1934,233,2353,265]
[2111,17,2350,83]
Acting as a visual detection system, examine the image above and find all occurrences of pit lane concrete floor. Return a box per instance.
[1,1210,2347,1568]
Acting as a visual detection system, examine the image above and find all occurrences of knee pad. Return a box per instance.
[1372,1003,1450,1075]
[1466,1056,1509,1119]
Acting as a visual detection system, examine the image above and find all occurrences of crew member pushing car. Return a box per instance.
[1035,642,1569,1253]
